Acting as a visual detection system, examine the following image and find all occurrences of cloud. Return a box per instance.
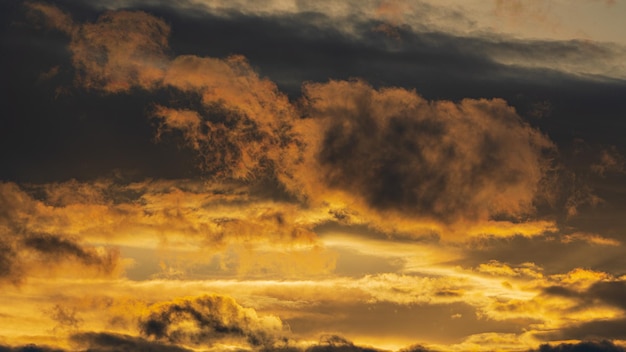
[591,146,625,177]
[304,335,381,352]
[560,232,620,246]
[301,79,554,224]
[27,2,303,182]
[0,345,64,352]
[70,332,192,352]
[139,294,288,348]
[476,260,543,278]
[536,276,626,342]
[23,233,119,268]
[399,345,433,352]
[0,179,338,281]
[153,53,302,181]
[586,281,626,310]
[71,10,169,92]
[531,340,626,352]
[25,1,75,35]
[23,3,563,239]
[49,304,82,331]
[6,2,626,352]
[0,182,124,285]
[556,319,626,341]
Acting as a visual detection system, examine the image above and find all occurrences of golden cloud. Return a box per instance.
[25,4,561,241]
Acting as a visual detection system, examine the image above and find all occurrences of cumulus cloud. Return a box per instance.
[301,79,554,223]
[139,294,288,348]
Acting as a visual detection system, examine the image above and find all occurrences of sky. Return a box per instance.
[1,0,626,351]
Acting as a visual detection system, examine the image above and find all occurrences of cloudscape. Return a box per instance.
[2,1,626,351]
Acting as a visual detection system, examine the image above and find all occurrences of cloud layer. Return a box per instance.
[27,3,557,235]
[3,2,626,352]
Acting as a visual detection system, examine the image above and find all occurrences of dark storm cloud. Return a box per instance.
[70,332,192,352]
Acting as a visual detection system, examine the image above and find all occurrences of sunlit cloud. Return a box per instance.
[3,1,626,351]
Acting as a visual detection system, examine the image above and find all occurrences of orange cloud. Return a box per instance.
[300,79,554,224]
[375,0,409,25]
[27,4,559,241]
[140,294,287,349]
[561,232,621,246]
[26,1,75,35]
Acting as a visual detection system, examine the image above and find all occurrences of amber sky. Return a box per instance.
[2,0,626,351]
